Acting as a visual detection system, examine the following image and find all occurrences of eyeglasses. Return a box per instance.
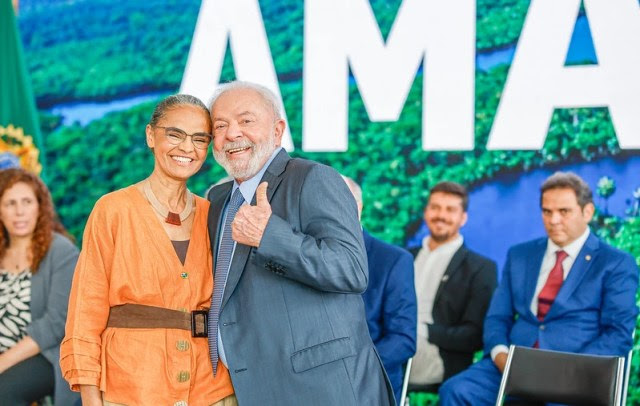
[153,126,212,150]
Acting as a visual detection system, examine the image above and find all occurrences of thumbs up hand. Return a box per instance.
[232,182,272,247]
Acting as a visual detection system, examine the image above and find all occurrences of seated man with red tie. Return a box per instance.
[439,171,639,405]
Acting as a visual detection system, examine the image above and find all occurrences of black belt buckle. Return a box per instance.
[191,310,208,337]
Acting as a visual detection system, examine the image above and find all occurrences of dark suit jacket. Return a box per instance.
[484,233,638,356]
[410,244,497,381]
[208,150,394,405]
[362,230,417,403]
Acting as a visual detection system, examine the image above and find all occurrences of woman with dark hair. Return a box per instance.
[61,94,235,405]
[0,168,79,406]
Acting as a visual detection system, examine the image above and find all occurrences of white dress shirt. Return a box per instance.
[491,227,591,360]
[410,234,463,385]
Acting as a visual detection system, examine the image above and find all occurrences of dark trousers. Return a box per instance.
[0,354,54,406]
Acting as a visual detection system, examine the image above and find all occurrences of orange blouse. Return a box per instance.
[60,185,233,405]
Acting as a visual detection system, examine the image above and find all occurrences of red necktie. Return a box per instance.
[537,250,569,321]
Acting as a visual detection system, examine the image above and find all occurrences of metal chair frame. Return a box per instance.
[495,345,627,406]
[400,357,412,406]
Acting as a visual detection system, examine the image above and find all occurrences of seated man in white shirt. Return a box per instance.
[408,181,497,389]
[439,172,639,405]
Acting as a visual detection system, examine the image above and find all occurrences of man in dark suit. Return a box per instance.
[408,181,497,389]
[343,176,417,404]
[439,172,639,405]
[206,81,394,405]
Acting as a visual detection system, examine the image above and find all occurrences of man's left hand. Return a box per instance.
[494,352,508,373]
[232,182,271,247]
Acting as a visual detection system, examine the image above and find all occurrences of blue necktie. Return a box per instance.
[209,188,244,375]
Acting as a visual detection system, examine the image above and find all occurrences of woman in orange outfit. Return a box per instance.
[61,95,235,405]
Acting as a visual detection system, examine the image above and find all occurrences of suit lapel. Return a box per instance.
[549,233,599,316]
[524,239,547,318]
[433,245,467,306]
[220,149,290,309]
[208,181,233,274]
[250,165,283,205]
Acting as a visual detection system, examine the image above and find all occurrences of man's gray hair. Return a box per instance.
[210,81,282,119]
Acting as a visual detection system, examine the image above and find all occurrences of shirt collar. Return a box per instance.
[232,147,282,203]
[546,227,591,259]
[421,234,464,255]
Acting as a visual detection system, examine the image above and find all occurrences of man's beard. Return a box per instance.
[429,231,453,243]
[213,135,277,181]
[428,218,453,242]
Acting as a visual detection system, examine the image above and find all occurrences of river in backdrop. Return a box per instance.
[46,16,595,126]
[476,15,595,71]
[48,92,166,126]
[408,156,640,272]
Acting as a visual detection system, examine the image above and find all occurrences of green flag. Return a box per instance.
[0,0,43,174]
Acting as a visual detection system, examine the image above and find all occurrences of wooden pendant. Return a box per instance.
[166,212,182,226]
[143,181,192,226]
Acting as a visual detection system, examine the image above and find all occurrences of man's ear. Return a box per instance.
[460,211,469,228]
[582,202,595,222]
[273,119,286,147]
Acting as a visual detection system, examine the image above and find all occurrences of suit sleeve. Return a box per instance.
[428,257,497,352]
[373,251,417,370]
[580,253,638,356]
[26,236,79,352]
[255,164,368,293]
[483,249,517,354]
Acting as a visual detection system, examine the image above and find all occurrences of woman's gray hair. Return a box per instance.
[149,94,211,127]
[209,81,282,119]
